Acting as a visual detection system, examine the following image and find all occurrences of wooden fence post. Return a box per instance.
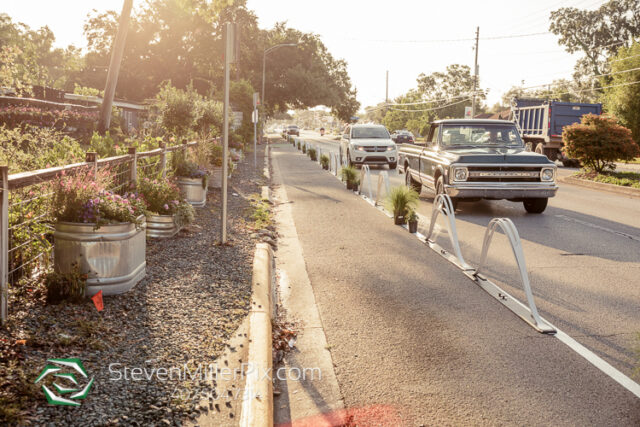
[86,152,98,177]
[159,142,167,178]
[128,147,137,185]
[0,166,8,324]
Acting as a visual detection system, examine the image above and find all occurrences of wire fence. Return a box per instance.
[0,140,200,323]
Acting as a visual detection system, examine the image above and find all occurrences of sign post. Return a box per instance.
[252,92,260,167]
[464,106,473,119]
[221,23,237,244]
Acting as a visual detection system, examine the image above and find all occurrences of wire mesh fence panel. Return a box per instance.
[7,182,55,286]
[100,158,133,195]
[137,156,163,180]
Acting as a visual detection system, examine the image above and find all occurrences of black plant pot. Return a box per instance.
[322,164,328,170]
[394,215,405,225]
[353,183,359,192]
[346,181,354,190]
[408,220,418,233]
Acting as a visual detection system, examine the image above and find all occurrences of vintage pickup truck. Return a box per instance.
[398,119,558,213]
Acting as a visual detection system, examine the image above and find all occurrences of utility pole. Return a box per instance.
[221,23,236,244]
[98,0,133,134]
[471,26,479,118]
[385,70,389,103]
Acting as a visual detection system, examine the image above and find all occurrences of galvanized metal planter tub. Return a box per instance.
[54,221,146,296]
[177,176,207,207]
[146,214,179,239]
[209,166,222,189]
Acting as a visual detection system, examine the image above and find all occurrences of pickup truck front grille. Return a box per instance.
[467,166,542,182]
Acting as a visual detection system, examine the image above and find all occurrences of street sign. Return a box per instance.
[231,111,243,130]
[252,109,258,124]
[464,106,473,119]
[253,92,260,108]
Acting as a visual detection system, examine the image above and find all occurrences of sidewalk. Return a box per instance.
[270,143,640,425]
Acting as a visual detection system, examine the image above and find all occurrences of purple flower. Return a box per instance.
[163,204,169,210]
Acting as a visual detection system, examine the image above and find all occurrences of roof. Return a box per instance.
[432,119,515,125]
[64,93,148,111]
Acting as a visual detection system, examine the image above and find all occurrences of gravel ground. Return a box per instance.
[0,145,270,426]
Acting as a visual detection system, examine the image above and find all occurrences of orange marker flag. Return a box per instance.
[91,290,104,311]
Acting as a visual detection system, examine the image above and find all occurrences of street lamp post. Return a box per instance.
[261,43,297,141]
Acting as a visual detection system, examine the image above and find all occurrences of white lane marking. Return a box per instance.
[556,214,640,242]
[553,329,640,399]
[301,145,640,400]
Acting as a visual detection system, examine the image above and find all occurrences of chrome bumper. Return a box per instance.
[445,182,558,199]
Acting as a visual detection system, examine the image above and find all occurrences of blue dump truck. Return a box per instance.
[511,98,602,166]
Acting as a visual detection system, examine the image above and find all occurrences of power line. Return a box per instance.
[337,31,551,45]
[387,97,472,113]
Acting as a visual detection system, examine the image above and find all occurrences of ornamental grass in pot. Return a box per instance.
[340,166,359,190]
[309,148,317,161]
[407,209,419,233]
[385,185,419,225]
[320,154,330,170]
[51,168,147,296]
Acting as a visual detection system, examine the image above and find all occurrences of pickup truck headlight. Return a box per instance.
[540,167,555,181]
[386,145,396,151]
[452,166,468,182]
[354,145,366,151]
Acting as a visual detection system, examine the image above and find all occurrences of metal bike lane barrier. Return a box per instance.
[423,194,473,272]
[374,171,391,207]
[358,165,374,204]
[470,218,556,333]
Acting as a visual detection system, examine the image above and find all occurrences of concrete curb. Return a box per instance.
[239,242,274,427]
[559,175,640,198]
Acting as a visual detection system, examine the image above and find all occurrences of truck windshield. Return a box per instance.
[352,127,390,139]
[441,124,523,147]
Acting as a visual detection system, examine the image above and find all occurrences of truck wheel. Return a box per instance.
[523,198,548,214]
[389,162,397,170]
[436,176,458,212]
[544,148,559,161]
[405,167,422,193]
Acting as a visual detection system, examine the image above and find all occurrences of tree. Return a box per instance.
[416,64,483,119]
[550,0,640,76]
[563,114,639,172]
[603,40,640,143]
[0,13,82,92]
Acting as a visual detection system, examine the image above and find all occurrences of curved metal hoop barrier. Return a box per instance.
[329,152,339,175]
[424,194,473,271]
[472,218,556,333]
[358,165,374,202]
[374,171,391,206]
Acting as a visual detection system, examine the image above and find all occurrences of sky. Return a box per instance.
[2,0,609,111]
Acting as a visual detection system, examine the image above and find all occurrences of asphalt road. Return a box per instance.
[271,141,640,425]
[292,130,640,380]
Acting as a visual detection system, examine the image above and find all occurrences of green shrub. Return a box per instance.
[385,185,419,220]
[302,144,307,154]
[44,264,86,304]
[309,148,317,160]
[297,141,301,150]
[210,145,223,167]
[320,154,329,168]
[563,114,640,173]
[0,126,84,173]
[155,83,197,138]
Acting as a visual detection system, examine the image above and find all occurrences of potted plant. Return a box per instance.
[137,177,195,238]
[385,185,419,225]
[320,154,330,170]
[172,149,208,207]
[309,148,317,161]
[407,209,419,233]
[51,169,147,296]
[297,141,301,150]
[340,166,359,190]
[302,144,307,154]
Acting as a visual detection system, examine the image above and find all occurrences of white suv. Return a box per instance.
[339,124,397,169]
